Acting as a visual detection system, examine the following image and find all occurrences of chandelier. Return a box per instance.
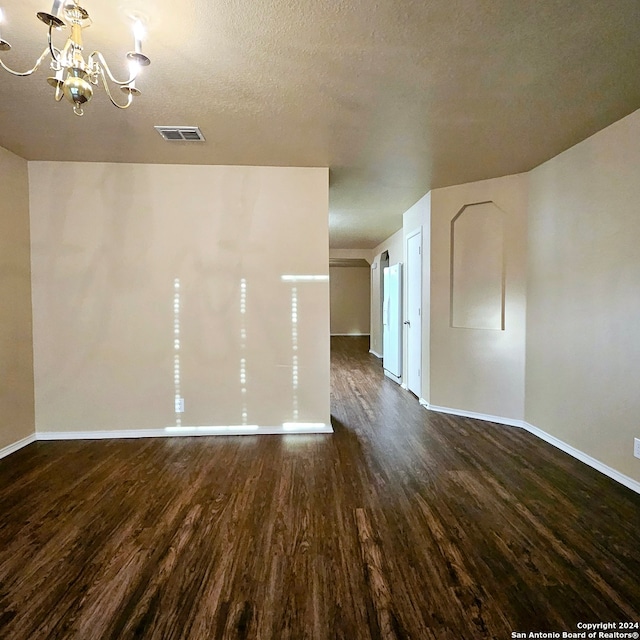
[0,0,150,116]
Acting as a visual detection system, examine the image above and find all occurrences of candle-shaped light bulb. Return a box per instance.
[50,0,63,17]
[0,7,9,49]
[133,20,144,54]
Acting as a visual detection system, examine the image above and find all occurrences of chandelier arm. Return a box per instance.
[99,68,134,109]
[89,51,136,87]
[47,25,62,63]
[0,47,51,77]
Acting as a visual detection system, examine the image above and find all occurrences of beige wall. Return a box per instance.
[526,108,640,482]
[0,146,35,451]
[329,266,370,335]
[369,228,403,356]
[430,174,528,420]
[29,162,330,433]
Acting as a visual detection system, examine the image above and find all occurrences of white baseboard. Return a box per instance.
[522,422,640,496]
[37,429,169,441]
[0,433,37,461]
[369,349,382,358]
[1,424,333,460]
[36,424,334,441]
[331,333,370,337]
[425,403,525,428]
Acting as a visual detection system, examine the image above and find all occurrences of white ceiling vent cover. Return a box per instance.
[155,126,206,142]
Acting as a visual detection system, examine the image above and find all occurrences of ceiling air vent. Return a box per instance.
[154,126,206,142]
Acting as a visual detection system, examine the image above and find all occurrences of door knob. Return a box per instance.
[403,321,410,325]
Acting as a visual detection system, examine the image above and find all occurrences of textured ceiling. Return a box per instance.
[1,0,639,248]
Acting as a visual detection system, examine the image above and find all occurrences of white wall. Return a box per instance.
[0,146,35,452]
[429,174,528,420]
[526,108,640,482]
[29,162,330,435]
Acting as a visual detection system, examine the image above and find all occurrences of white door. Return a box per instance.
[406,230,422,396]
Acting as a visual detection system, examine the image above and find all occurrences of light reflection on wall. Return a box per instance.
[291,286,299,421]
[165,274,331,435]
[281,275,330,282]
[282,422,326,431]
[173,278,182,427]
[240,278,248,425]
[282,275,329,423]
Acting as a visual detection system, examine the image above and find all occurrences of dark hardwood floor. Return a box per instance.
[1,336,639,639]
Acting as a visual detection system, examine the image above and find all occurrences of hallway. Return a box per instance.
[0,336,638,639]
[330,336,640,636]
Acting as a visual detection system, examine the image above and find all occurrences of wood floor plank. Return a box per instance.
[0,335,639,639]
